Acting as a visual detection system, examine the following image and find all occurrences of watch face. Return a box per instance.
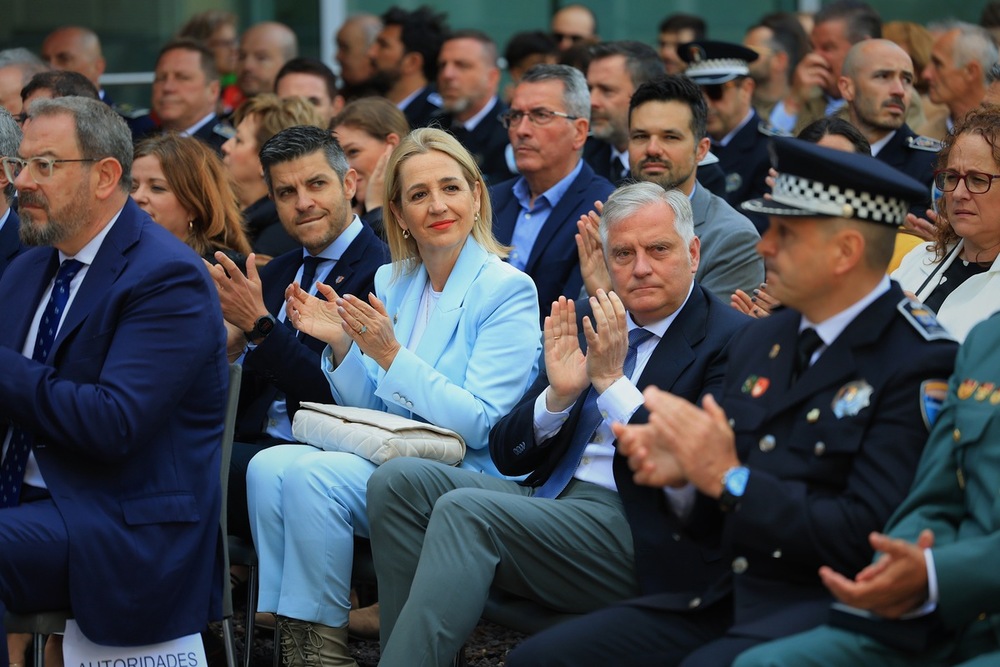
[257,316,276,335]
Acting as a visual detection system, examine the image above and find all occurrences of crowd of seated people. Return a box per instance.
[4,3,1000,667]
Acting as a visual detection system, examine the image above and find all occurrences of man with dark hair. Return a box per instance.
[0,95,226,661]
[433,29,513,184]
[773,1,896,135]
[658,13,706,74]
[491,64,614,318]
[744,13,811,121]
[146,39,232,154]
[583,40,664,184]
[0,107,22,278]
[511,136,958,667]
[626,75,763,302]
[370,5,449,128]
[20,70,99,109]
[275,57,344,126]
[207,124,387,543]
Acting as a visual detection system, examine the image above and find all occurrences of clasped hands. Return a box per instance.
[285,281,401,370]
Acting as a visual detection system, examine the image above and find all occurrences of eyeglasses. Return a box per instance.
[933,169,1000,194]
[1,156,98,184]
[498,108,579,128]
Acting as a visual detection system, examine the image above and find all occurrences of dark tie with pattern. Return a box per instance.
[792,327,823,383]
[0,259,83,507]
[534,327,655,499]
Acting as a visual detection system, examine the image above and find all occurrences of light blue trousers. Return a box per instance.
[247,445,377,628]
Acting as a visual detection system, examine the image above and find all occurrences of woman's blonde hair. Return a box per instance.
[383,127,507,279]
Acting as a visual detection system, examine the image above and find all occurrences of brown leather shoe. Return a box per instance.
[347,602,380,641]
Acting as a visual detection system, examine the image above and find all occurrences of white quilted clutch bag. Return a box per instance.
[292,402,466,466]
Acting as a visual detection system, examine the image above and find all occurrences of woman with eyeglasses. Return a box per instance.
[892,105,1000,342]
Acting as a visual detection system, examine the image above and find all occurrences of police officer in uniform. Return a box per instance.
[509,137,959,667]
[682,40,781,231]
[839,39,940,212]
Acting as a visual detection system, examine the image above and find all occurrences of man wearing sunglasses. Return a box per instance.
[681,40,776,233]
[491,63,614,319]
[550,4,597,53]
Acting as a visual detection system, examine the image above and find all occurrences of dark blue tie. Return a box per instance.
[534,327,654,499]
[0,259,83,507]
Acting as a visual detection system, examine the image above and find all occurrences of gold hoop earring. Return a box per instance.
[403,229,411,239]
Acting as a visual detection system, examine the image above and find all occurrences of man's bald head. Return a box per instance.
[42,26,106,88]
[238,21,298,97]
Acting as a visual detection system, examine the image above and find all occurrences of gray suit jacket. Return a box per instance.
[691,182,765,302]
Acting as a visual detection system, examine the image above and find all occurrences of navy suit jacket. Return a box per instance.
[0,207,22,278]
[402,85,442,129]
[683,283,957,640]
[877,124,937,215]
[0,198,227,644]
[236,222,388,441]
[490,161,614,317]
[490,284,751,603]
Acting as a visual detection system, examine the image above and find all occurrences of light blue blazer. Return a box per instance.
[324,236,541,475]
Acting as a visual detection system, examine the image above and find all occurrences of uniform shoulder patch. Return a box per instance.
[699,150,720,166]
[897,298,955,341]
[758,121,790,138]
[212,123,236,140]
[906,135,943,153]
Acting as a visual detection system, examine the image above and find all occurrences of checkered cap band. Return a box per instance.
[770,172,910,225]
[685,58,750,79]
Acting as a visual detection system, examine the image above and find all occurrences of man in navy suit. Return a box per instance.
[208,125,387,539]
[0,107,21,278]
[368,182,750,666]
[0,97,226,662]
[491,64,615,319]
[512,138,958,667]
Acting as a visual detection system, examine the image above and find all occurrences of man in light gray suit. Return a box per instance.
[627,75,763,301]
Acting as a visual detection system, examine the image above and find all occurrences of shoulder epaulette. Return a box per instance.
[758,121,790,138]
[906,135,943,153]
[897,298,955,341]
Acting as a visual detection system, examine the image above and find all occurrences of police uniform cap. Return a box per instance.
[742,137,928,227]
[680,41,759,85]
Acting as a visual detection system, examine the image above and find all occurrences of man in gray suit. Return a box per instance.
[628,75,764,302]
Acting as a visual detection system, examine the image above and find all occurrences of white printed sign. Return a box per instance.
[62,620,207,667]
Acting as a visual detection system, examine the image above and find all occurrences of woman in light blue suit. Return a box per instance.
[246,128,541,665]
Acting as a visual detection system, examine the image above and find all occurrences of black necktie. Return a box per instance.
[792,327,823,383]
[300,255,323,295]
[0,259,84,507]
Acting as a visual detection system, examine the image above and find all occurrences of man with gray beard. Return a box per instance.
[0,96,225,665]
[432,30,513,184]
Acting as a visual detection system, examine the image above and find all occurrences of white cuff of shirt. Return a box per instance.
[533,389,571,442]
[596,375,644,426]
